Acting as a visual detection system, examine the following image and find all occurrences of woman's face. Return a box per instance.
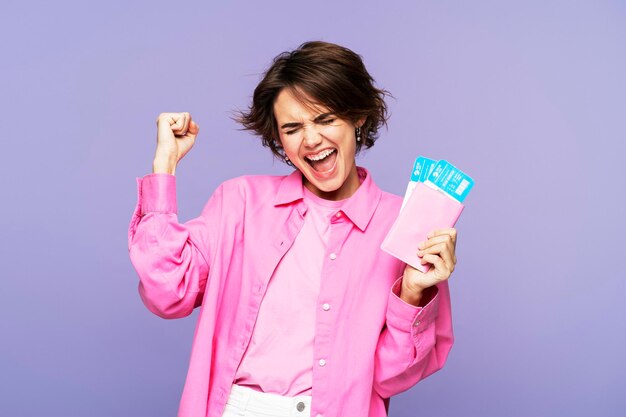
[274,88,363,201]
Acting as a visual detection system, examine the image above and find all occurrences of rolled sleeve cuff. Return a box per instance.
[137,173,178,215]
[387,277,440,336]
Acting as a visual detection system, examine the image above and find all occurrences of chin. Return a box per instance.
[312,178,343,193]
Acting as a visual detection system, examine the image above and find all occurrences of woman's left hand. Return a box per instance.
[400,228,458,306]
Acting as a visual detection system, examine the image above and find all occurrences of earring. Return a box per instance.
[274,139,293,166]
[356,126,362,142]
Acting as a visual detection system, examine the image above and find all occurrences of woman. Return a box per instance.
[128,41,455,417]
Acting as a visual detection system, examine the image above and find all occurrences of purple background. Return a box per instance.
[1,1,625,416]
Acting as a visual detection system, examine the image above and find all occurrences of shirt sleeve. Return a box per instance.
[128,173,224,319]
[372,277,454,398]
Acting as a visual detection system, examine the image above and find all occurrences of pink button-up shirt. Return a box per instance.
[234,188,345,396]
[128,167,454,417]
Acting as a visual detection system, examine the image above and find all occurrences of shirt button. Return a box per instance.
[329,253,337,260]
[322,303,330,311]
[316,414,324,417]
[335,212,342,218]
[414,320,421,327]
[318,359,326,367]
[296,402,306,412]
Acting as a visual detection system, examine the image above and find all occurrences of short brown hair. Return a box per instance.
[235,41,391,162]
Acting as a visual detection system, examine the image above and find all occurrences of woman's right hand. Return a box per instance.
[153,112,200,175]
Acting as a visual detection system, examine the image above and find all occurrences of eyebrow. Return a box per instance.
[280,113,334,130]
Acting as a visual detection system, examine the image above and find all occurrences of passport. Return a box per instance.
[383,156,473,273]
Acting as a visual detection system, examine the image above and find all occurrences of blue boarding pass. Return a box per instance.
[412,156,438,182]
[424,159,474,203]
[401,156,438,211]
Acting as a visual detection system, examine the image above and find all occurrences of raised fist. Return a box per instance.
[153,112,200,174]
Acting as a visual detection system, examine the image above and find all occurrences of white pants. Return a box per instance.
[221,384,312,417]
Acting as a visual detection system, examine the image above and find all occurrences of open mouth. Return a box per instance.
[305,148,337,173]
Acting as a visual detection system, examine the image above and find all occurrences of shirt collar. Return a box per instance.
[273,166,383,232]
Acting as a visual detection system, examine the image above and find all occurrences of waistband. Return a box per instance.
[225,384,312,417]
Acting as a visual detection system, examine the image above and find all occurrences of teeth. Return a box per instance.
[306,149,335,161]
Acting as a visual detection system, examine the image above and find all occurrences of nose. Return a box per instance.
[302,123,323,148]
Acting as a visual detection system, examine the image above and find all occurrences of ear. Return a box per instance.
[355,117,366,128]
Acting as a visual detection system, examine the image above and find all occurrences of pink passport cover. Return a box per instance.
[381,182,465,272]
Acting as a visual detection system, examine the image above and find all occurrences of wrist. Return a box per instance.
[399,282,424,306]
[152,158,177,175]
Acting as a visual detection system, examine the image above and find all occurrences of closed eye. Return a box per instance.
[283,115,335,134]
